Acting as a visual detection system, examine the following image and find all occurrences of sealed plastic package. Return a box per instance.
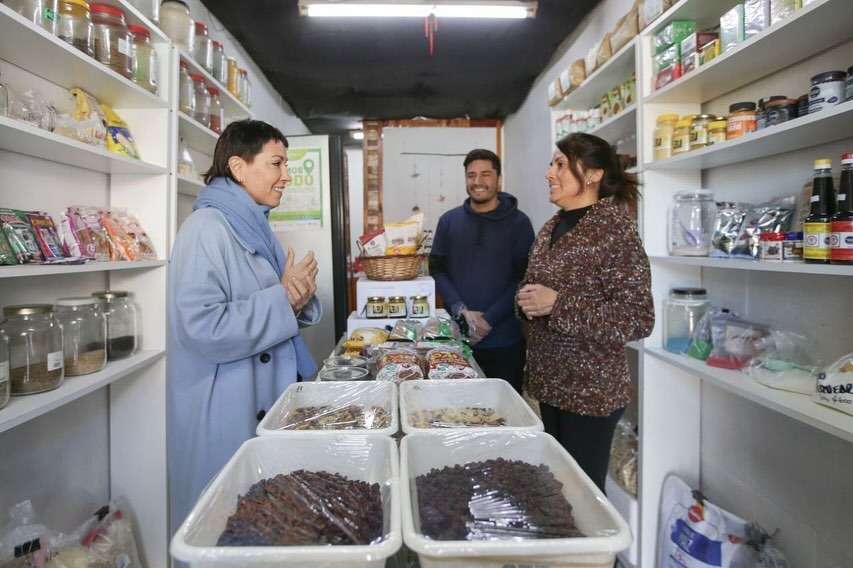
[401,431,631,567]
[171,435,401,567]
[745,330,821,394]
[257,381,398,437]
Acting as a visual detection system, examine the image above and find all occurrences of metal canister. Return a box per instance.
[387,296,407,318]
[410,295,430,318]
[365,296,387,319]
[226,57,239,97]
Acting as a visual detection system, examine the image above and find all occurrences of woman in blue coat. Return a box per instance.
[166,120,321,534]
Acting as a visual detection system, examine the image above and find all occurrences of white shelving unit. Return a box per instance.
[553,37,637,110]
[179,49,252,121]
[177,174,205,197]
[590,104,637,143]
[624,0,853,565]
[178,111,219,156]
[0,4,173,565]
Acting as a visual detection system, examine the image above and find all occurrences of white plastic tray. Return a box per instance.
[399,379,543,435]
[171,435,402,567]
[605,474,639,567]
[400,431,632,568]
[257,381,399,437]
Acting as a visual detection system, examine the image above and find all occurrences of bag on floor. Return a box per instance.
[657,475,754,568]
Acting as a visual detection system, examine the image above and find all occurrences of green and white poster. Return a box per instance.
[269,147,323,232]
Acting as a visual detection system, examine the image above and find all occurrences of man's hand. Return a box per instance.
[517,284,558,320]
[282,248,318,312]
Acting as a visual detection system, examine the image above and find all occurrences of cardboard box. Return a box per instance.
[720,4,746,52]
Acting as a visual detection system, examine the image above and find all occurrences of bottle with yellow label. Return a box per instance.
[804,158,836,264]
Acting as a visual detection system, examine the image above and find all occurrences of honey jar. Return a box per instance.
[366,296,387,319]
[387,296,407,318]
[410,295,430,318]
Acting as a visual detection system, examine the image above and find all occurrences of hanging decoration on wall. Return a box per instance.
[425,13,438,55]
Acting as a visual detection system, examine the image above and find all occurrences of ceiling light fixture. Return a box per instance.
[299,1,537,19]
[351,130,365,140]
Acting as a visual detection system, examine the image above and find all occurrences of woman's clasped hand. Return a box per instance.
[517,283,558,319]
[283,247,318,312]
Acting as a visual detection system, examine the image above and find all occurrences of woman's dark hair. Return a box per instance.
[555,133,640,207]
[204,119,289,185]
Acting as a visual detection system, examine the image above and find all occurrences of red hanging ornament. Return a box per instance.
[424,13,438,55]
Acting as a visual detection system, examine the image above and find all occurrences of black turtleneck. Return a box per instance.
[550,206,592,247]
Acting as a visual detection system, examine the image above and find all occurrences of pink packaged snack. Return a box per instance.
[27,212,68,261]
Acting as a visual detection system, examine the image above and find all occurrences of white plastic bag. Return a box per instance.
[746,331,821,395]
[657,475,754,568]
[814,352,853,416]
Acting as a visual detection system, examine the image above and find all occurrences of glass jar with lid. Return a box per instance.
[208,86,224,134]
[190,73,211,127]
[192,21,213,73]
[92,291,138,361]
[178,60,195,116]
[159,0,193,50]
[653,113,679,161]
[690,114,714,150]
[57,0,94,57]
[410,295,430,318]
[387,296,407,318]
[54,298,107,377]
[663,288,710,354]
[726,102,757,140]
[672,116,694,156]
[212,40,227,84]
[1,305,64,396]
[90,3,133,79]
[226,57,239,98]
[0,330,9,410]
[669,190,717,257]
[708,118,728,146]
[128,24,158,94]
[6,0,58,34]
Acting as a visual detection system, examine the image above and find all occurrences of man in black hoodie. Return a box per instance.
[429,149,535,393]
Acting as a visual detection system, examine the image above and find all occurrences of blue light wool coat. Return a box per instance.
[166,206,320,534]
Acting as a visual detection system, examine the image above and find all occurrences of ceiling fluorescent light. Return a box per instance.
[351,130,365,140]
[300,1,537,19]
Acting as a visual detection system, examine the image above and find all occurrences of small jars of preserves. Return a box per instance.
[387,296,407,318]
[689,114,714,150]
[726,102,757,140]
[366,297,387,319]
[672,115,694,156]
[410,295,430,318]
[653,113,679,161]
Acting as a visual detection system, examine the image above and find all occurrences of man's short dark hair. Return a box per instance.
[463,149,501,176]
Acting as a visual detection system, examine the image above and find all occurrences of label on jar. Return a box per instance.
[809,81,845,114]
[672,134,690,154]
[690,126,708,146]
[118,37,131,57]
[761,240,783,261]
[804,222,831,260]
[708,131,727,145]
[830,222,853,262]
[783,239,803,261]
[727,115,756,139]
[47,351,64,372]
[0,361,8,382]
[44,8,57,22]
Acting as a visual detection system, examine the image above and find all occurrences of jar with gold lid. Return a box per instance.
[365,296,387,319]
[410,295,430,318]
[672,116,694,155]
[653,113,679,161]
[690,114,714,150]
[708,118,728,146]
[387,296,407,319]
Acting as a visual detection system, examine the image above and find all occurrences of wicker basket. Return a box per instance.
[361,254,423,281]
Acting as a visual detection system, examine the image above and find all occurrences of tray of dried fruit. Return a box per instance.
[400,431,631,568]
[256,381,399,437]
[398,379,542,435]
[170,435,401,567]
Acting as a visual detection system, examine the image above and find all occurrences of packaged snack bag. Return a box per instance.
[100,210,139,261]
[0,209,43,263]
[385,212,423,255]
[27,212,67,261]
[100,104,140,159]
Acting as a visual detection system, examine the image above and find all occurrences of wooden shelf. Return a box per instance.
[0,260,166,279]
[0,350,165,434]
[178,112,219,155]
[180,50,251,120]
[645,347,853,444]
[590,104,637,143]
[177,174,205,197]
[646,0,847,104]
[553,38,637,110]
[0,115,168,174]
[650,255,853,276]
[0,4,169,109]
[644,100,853,170]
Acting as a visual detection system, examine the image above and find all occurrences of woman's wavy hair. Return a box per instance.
[555,133,640,207]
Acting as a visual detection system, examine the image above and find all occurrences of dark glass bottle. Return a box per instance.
[830,152,853,265]
[804,159,835,264]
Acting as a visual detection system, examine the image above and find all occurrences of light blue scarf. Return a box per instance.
[194,176,286,278]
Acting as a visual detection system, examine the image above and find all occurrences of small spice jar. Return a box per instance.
[663,288,710,354]
[410,295,430,318]
[192,20,213,74]
[92,291,138,361]
[764,98,798,127]
[54,298,107,377]
[0,330,9,410]
[178,60,195,116]
[708,118,728,145]
[208,86,224,134]
[760,232,784,261]
[387,296,407,318]
[690,114,714,150]
[190,73,211,128]
[672,116,694,155]
[726,102,757,140]
[653,113,679,161]
[212,40,227,84]
[809,71,846,114]
[783,231,804,262]
[1,305,64,396]
[90,3,133,80]
[365,296,387,319]
[128,24,158,94]
[159,0,193,50]
[57,0,94,57]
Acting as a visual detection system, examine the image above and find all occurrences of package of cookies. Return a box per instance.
[426,347,478,380]
[376,349,424,383]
